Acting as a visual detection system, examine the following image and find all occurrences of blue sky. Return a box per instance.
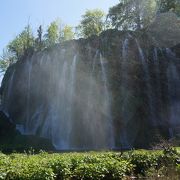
[0,0,119,54]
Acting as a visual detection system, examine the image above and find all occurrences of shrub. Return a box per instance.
[128,150,159,175]
[0,149,179,179]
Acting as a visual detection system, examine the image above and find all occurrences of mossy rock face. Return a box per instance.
[1,29,180,150]
[0,111,16,137]
[0,134,55,153]
[0,111,55,153]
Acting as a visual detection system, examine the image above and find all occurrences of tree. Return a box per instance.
[8,25,35,59]
[45,20,74,46]
[107,0,157,30]
[0,20,75,72]
[35,25,45,50]
[37,25,43,44]
[0,25,34,72]
[45,21,59,46]
[0,49,16,72]
[76,9,106,38]
[59,25,75,42]
[157,0,180,16]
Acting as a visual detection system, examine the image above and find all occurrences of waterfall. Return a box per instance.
[25,58,33,134]
[153,48,163,122]
[86,50,99,114]
[120,38,132,149]
[135,39,156,126]
[37,54,78,150]
[7,70,15,103]
[122,38,129,60]
[53,59,70,149]
[167,62,180,137]
[100,53,114,148]
[85,50,99,147]
[121,38,129,116]
[3,69,15,118]
[166,48,180,137]
[153,48,161,91]
[67,55,77,146]
[3,32,180,150]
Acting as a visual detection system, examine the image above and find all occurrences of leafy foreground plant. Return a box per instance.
[0,148,179,180]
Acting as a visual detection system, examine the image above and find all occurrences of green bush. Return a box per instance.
[73,158,133,179]
[48,155,72,179]
[129,150,160,175]
[127,148,180,177]
[0,148,179,180]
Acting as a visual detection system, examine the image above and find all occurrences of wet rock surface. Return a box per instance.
[1,30,180,150]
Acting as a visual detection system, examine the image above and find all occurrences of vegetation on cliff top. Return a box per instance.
[1,0,180,72]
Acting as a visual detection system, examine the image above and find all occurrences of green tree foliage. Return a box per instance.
[8,25,35,59]
[0,20,74,72]
[76,9,106,38]
[107,0,180,30]
[0,49,16,72]
[45,21,59,46]
[107,0,157,30]
[45,20,75,46]
[157,0,180,16]
[0,25,35,72]
[59,25,75,42]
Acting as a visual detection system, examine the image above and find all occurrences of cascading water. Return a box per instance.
[3,69,15,118]
[25,58,33,134]
[67,55,77,144]
[120,37,132,149]
[7,70,15,105]
[153,48,161,94]
[100,53,114,148]
[166,48,180,137]
[8,48,115,150]
[2,31,180,150]
[85,50,99,148]
[153,47,163,123]
[43,54,76,149]
[135,39,156,126]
